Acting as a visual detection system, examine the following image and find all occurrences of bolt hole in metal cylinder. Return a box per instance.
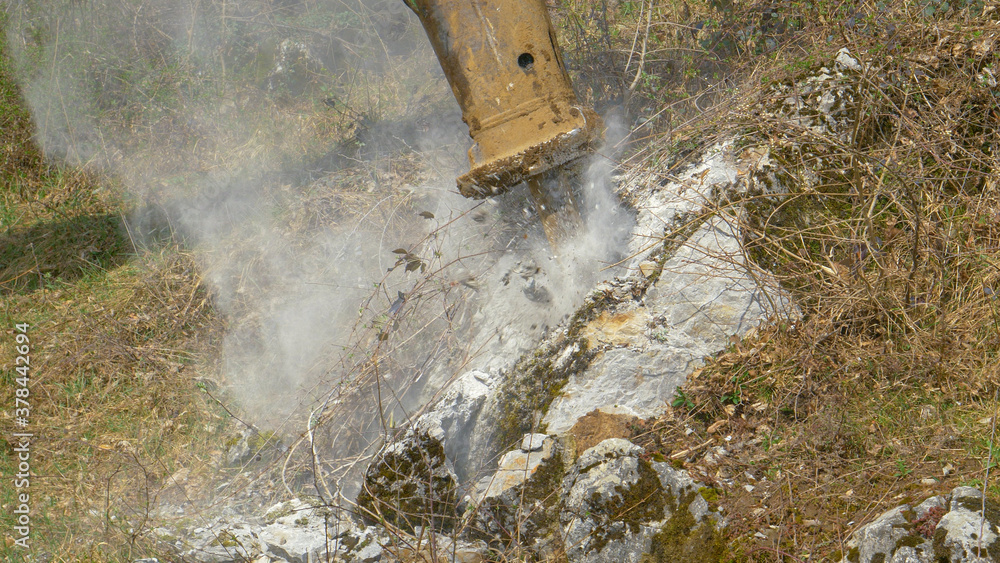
[517,52,534,70]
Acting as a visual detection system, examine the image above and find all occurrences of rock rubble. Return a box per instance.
[841,486,1000,563]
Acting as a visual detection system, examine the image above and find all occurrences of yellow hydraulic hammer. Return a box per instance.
[406,0,604,247]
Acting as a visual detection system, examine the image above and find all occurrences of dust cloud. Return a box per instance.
[3,0,634,473]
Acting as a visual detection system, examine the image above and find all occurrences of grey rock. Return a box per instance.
[937,488,999,562]
[328,526,386,562]
[914,495,947,519]
[559,439,723,563]
[523,278,553,304]
[475,434,557,501]
[433,135,792,474]
[176,505,372,563]
[224,428,283,467]
[702,446,729,466]
[353,533,384,562]
[416,369,495,473]
[649,218,780,349]
[624,142,740,262]
[543,347,686,435]
[848,505,915,563]
[449,137,790,468]
[651,461,716,524]
[573,437,644,467]
[560,439,664,563]
[225,429,254,466]
[263,498,308,524]
[841,486,1000,563]
[268,40,323,95]
[890,546,929,563]
[470,434,561,545]
[521,433,549,452]
[544,216,789,434]
[257,499,351,563]
[356,430,459,533]
[835,47,863,72]
[651,460,700,497]
[950,486,985,510]
[770,65,858,143]
[182,520,264,563]
[394,536,488,563]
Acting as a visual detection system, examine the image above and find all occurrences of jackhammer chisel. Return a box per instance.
[406,0,603,249]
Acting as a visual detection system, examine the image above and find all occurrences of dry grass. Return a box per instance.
[0,10,230,558]
[623,2,1000,560]
[0,249,227,560]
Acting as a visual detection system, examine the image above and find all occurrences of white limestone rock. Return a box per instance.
[473,434,558,503]
[938,487,999,562]
[181,520,264,563]
[543,216,789,434]
[470,434,561,546]
[558,439,723,563]
[258,499,349,563]
[416,369,496,475]
[559,439,663,563]
[840,487,1000,563]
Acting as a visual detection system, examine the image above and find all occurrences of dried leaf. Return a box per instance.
[392,248,409,255]
[707,419,728,434]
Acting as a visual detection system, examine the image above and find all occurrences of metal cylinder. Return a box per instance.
[408,0,603,198]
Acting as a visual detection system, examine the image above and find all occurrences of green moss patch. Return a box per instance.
[644,494,724,563]
[356,431,458,533]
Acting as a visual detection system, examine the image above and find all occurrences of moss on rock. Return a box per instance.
[355,430,458,533]
[643,495,724,563]
[493,337,595,453]
[473,447,566,549]
[562,443,668,557]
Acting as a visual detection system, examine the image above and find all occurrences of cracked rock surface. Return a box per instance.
[573,146,790,446]
[169,499,379,563]
[559,438,723,563]
[840,486,1000,563]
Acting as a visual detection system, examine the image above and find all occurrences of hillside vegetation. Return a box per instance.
[2,0,1000,561]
